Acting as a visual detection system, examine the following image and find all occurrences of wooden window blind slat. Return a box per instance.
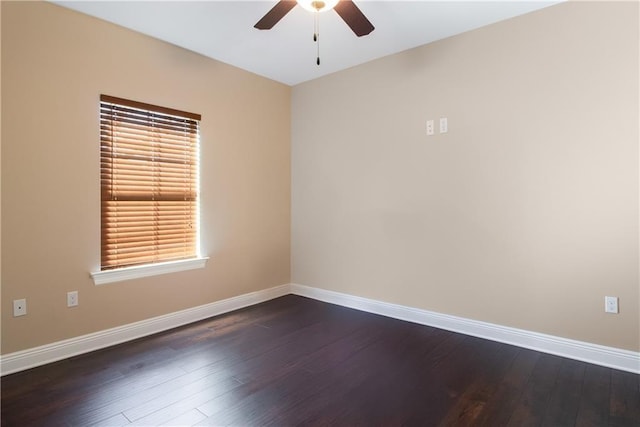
[100,95,200,270]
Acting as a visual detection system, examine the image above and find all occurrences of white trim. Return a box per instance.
[91,257,209,285]
[0,284,289,376]
[290,283,640,374]
[2,283,638,376]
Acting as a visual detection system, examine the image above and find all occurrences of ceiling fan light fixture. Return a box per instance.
[296,0,339,13]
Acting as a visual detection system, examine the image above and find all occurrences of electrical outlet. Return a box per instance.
[426,120,434,136]
[13,299,27,317]
[67,291,79,307]
[605,296,618,314]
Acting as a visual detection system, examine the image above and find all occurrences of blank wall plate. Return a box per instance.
[439,117,448,133]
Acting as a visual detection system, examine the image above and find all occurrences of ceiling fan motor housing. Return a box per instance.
[254,0,374,37]
[298,0,339,13]
[312,1,326,11]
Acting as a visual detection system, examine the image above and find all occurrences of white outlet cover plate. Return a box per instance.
[605,296,619,314]
[67,291,79,307]
[440,117,448,133]
[13,299,27,317]
[426,120,434,136]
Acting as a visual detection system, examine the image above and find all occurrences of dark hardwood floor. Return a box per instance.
[2,295,639,426]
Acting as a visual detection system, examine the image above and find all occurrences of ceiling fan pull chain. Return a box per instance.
[316,12,320,65]
[313,10,318,42]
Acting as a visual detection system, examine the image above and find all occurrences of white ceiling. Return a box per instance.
[54,1,561,86]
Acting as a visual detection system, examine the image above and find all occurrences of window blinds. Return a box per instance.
[100,95,201,270]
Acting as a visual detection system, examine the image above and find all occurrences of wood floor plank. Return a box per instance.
[121,375,241,422]
[159,408,207,426]
[268,319,430,424]
[127,377,242,426]
[3,361,187,427]
[196,369,319,425]
[124,308,367,425]
[505,352,564,426]
[475,348,541,426]
[289,329,440,424]
[436,341,520,426]
[541,358,586,426]
[200,316,421,425]
[285,327,467,426]
[64,323,283,426]
[87,412,130,427]
[397,336,516,426]
[335,328,466,425]
[610,368,640,426]
[575,363,611,427]
[1,295,638,427]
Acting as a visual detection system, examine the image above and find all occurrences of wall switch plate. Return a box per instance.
[605,296,618,314]
[67,291,79,307]
[426,120,434,136]
[439,117,448,133]
[13,299,27,317]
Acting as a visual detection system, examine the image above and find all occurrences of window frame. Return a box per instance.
[91,95,207,284]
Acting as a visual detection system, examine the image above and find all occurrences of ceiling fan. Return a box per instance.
[254,0,375,37]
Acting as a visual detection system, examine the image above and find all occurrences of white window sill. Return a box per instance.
[91,257,209,285]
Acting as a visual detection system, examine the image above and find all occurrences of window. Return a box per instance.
[98,95,202,274]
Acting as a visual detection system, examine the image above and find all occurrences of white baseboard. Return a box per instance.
[0,284,290,376]
[290,283,640,374]
[3,282,638,376]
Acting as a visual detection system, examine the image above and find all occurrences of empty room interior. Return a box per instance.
[1,0,639,426]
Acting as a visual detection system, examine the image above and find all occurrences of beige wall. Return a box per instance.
[1,1,291,354]
[2,1,638,357]
[292,1,639,351]
[0,0,4,342]
[0,0,3,354]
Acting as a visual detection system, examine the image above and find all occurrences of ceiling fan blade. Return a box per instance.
[334,0,374,37]
[254,1,297,30]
